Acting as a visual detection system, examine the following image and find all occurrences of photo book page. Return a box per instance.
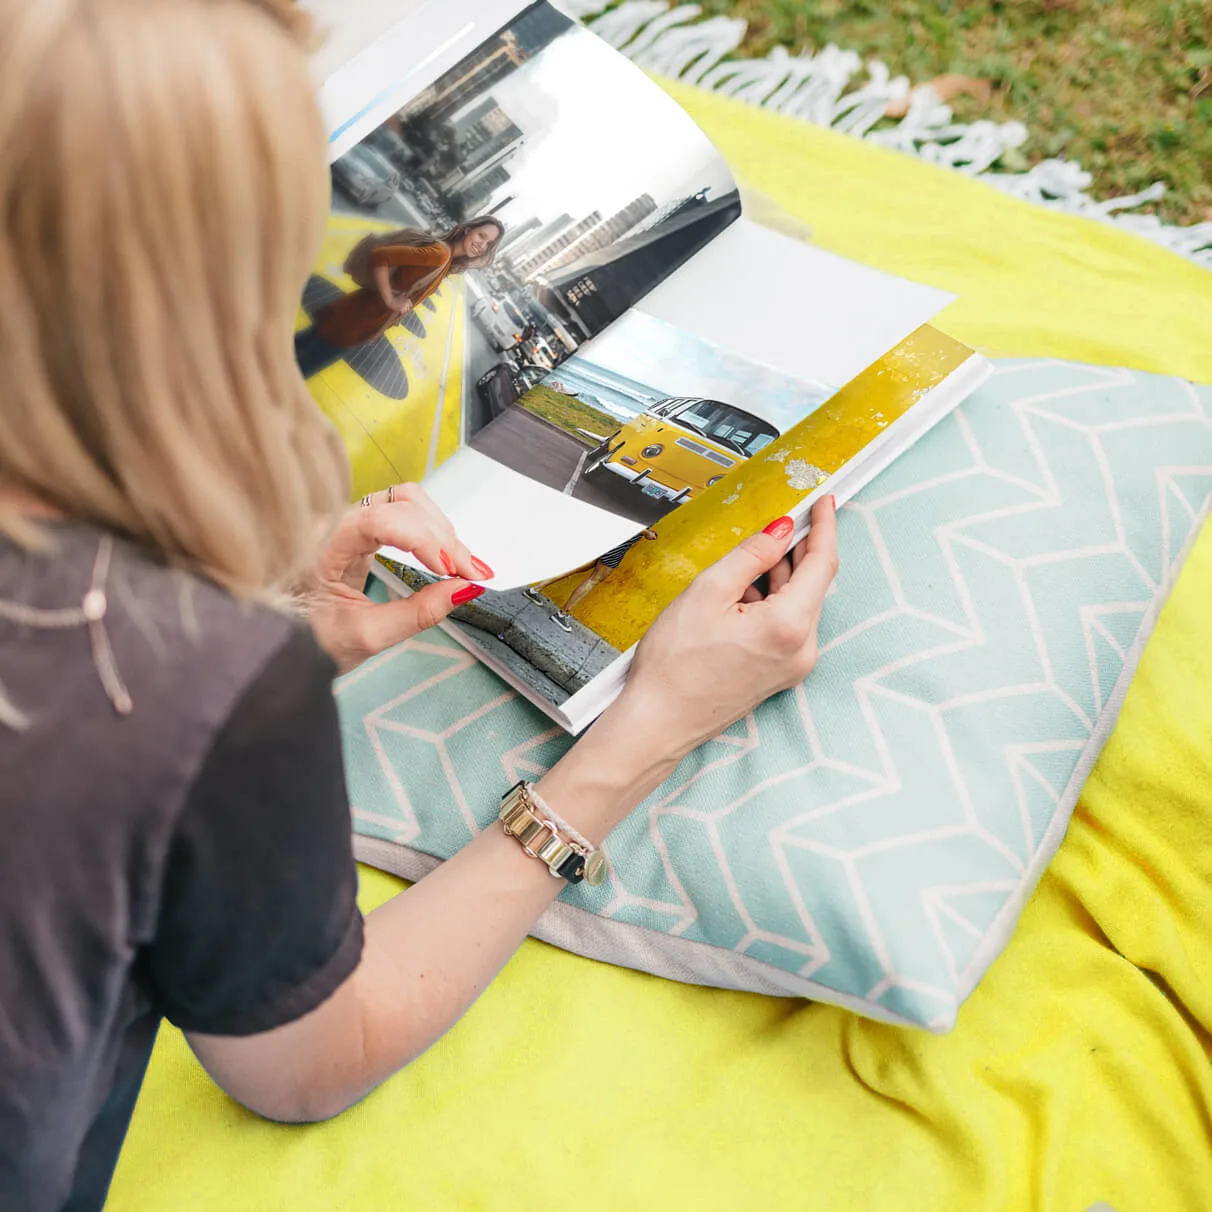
[375,315,987,729]
[296,1,742,498]
[303,0,989,729]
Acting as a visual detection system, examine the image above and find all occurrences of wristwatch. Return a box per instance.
[498,781,606,886]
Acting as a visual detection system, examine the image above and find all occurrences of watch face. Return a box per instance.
[584,851,607,886]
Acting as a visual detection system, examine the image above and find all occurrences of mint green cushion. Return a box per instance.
[340,358,1212,1030]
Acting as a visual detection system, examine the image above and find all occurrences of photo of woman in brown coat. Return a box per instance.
[294,217,504,379]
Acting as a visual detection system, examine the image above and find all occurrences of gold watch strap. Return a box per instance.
[498,782,606,886]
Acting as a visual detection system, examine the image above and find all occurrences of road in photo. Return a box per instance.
[469,405,671,526]
[330,187,427,231]
[378,557,622,710]
[461,304,504,439]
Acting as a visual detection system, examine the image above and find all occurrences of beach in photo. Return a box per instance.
[471,310,836,527]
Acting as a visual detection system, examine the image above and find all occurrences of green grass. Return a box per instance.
[687,0,1211,226]
[517,384,620,445]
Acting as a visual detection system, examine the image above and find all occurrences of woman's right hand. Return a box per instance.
[620,495,839,763]
[372,264,415,314]
[304,484,493,676]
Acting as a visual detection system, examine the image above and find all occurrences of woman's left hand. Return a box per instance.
[305,485,494,675]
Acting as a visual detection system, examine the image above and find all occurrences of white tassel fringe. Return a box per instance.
[563,0,1211,270]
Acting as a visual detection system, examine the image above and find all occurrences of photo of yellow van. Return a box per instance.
[583,396,780,505]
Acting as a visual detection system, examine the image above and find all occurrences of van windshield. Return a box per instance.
[671,399,778,457]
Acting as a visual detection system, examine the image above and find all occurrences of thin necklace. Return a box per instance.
[0,534,133,715]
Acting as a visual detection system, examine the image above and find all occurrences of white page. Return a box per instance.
[307,1,957,600]
[303,0,428,83]
[306,2,952,389]
[306,2,950,404]
[636,217,954,388]
[305,0,525,160]
[381,448,642,589]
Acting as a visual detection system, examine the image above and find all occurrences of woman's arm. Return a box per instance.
[187,695,677,1123]
[303,485,494,674]
[186,501,838,1123]
[370,242,448,311]
[371,264,412,314]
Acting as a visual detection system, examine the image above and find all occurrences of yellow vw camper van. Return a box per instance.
[584,396,779,505]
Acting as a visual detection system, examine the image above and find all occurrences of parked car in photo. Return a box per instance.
[547,319,580,357]
[470,290,531,351]
[332,145,401,208]
[475,361,550,421]
[475,363,520,420]
[515,363,549,394]
[519,332,557,370]
[365,125,413,173]
[583,396,778,505]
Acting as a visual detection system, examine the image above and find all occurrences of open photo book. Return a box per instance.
[301,0,992,732]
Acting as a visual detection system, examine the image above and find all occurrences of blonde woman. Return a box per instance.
[0,3,838,1209]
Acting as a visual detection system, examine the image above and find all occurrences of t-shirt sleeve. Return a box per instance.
[141,625,364,1037]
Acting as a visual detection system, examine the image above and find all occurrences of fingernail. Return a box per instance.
[439,549,457,576]
[450,585,484,607]
[763,516,794,540]
[829,495,836,511]
[470,555,495,579]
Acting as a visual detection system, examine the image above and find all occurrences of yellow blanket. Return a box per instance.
[109,87,1212,1211]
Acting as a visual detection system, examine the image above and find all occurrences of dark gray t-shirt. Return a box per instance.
[0,524,364,1210]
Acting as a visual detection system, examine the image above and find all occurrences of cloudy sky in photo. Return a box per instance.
[474,24,736,224]
[574,310,835,430]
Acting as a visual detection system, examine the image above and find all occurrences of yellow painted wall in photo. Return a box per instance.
[298,214,466,500]
[546,326,974,651]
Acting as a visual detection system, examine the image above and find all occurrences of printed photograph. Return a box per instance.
[388,311,837,710]
[297,1,741,499]
[471,310,835,528]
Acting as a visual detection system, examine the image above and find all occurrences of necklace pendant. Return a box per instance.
[81,589,107,622]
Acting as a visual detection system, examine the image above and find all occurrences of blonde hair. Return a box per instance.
[0,0,350,595]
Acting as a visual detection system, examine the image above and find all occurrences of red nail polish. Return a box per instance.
[763,516,794,540]
[450,585,484,607]
[439,549,457,576]
[470,555,495,579]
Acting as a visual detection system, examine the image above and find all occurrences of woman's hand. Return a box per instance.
[617,495,838,764]
[372,264,415,315]
[305,485,494,675]
[187,497,839,1125]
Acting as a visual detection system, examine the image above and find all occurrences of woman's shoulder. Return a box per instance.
[391,239,449,257]
[2,522,318,727]
[371,238,451,267]
[111,530,312,692]
[0,526,343,988]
